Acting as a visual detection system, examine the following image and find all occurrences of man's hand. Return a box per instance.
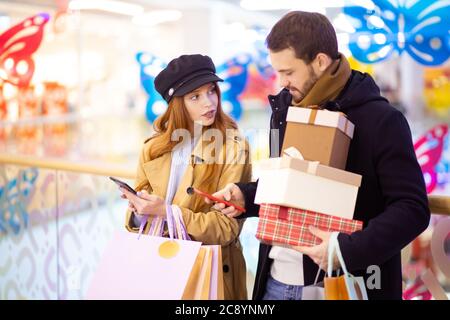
[120,188,166,217]
[292,226,338,271]
[205,183,245,218]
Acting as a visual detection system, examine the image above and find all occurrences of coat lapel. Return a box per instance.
[172,137,204,205]
[142,137,217,206]
[142,152,171,198]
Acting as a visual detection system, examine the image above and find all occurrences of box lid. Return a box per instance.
[259,156,362,187]
[286,107,355,138]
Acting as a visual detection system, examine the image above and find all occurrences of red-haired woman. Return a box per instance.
[120,54,251,300]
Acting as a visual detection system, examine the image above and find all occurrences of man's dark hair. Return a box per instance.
[266,11,339,64]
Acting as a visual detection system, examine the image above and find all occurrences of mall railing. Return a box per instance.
[0,154,135,300]
[0,154,448,300]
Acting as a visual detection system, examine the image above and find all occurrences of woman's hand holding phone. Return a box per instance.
[119,188,166,217]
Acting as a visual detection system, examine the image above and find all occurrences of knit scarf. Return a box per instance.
[292,53,351,108]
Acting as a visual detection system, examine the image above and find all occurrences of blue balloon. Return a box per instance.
[136,52,167,123]
[344,0,450,65]
[217,53,252,121]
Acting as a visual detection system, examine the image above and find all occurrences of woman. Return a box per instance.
[120,54,252,300]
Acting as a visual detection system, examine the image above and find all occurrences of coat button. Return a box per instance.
[223,265,229,273]
[279,121,283,125]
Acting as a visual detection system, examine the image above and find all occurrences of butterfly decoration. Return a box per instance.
[137,49,275,122]
[413,124,448,193]
[402,276,432,300]
[217,53,252,121]
[137,52,252,122]
[250,26,275,81]
[239,45,277,104]
[343,0,450,65]
[0,12,50,88]
[435,131,449,188]
[0,167,39,235]
[136,52,167,123]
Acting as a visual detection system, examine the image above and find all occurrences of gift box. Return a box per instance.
[255,156,361,220]
[282,107,355,170]
[256,204,363,247]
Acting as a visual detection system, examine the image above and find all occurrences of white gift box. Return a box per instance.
[255,156,362,220]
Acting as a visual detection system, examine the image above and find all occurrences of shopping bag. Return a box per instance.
[207,245,224,300]
[172,206,224,300]
[302,254,325,300]
[302,282,325,300]
[87,204,203,299]
[324,232,368,300]
[86,230,202,299]
[182,246,212,299]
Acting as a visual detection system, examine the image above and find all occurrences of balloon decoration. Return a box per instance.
[0,12,50,87]
[137,50,276,123]
[238,41,277,104]
[347,56,374,75]
[135,52,167,123]
[414,124,448,193]
[344,0,450,65]
[424,66,450,117]
[216,53,252,121]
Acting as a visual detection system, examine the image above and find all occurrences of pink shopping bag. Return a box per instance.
[86,230,202,300]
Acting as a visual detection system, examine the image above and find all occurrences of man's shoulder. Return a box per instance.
[347,96,403,125]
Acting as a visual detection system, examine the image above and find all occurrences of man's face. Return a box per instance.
[269,48,319,103]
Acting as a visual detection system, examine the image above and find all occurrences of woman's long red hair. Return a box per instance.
[136,84,238,195]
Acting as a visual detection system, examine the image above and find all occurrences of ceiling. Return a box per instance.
[0,0,286,17]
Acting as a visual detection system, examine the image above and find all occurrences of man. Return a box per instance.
[207,11,430,300]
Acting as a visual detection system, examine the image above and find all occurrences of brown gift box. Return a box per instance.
[282,107,355,170]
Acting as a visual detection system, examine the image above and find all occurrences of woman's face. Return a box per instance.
[183,82,218,126]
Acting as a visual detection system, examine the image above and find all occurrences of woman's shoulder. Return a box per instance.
[139,134,159,161]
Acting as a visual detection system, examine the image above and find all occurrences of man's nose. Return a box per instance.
[280,76,289,88]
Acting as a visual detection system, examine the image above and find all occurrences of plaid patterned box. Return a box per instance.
[256,204,363,247]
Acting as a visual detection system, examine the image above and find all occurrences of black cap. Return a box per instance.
[154,54,223,102]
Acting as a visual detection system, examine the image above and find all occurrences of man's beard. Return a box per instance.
[291,65,319,104]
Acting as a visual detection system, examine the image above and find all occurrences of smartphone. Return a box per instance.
[186,187,246,213]
[110,177,137,195]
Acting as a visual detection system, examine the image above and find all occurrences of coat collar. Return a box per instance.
[141,136,214,202]
[268,88,292,113]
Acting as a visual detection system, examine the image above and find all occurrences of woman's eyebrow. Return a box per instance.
[189,89,201,94]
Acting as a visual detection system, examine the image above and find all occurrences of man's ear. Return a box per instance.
[313,53,333,73]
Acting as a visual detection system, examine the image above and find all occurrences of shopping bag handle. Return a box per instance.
[327,232,350,277]
[313,245,328,285]
[331,232,368,299]
[137,205,191,241]
[137,206,175,239]
[327,232,357,280]
[170,205,191,241]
